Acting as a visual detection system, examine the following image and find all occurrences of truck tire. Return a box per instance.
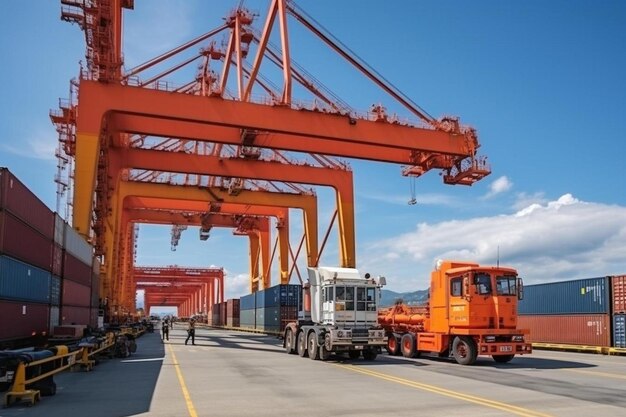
[297,331,307,357]
[493,354,515,363]
[284,329,296,354]
[452,336,477,365]
[307,332,320,360]
[363,349,377,361]
[319,334,332,361]
[386,335,401,356]
[401,333,417,358]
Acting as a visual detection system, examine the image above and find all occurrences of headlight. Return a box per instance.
[512,335,524,342]
[485,336,496,342]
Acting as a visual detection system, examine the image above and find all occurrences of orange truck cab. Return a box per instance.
[379,260,532,365]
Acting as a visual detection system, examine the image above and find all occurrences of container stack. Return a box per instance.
[0,168,98,346]
[226,299,240,328]
[612,275,626,348]
[209,301,226,326]
[0,168,54,344]
[238,284,301,333]
[518,277,611,347]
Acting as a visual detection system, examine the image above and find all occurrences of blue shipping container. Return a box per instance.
[50,275,61,305]
[519,277,610,315]
[240,293,256,311]
[614,315,626,348]
[0,255,51,303]
[240,309,256,329]
[261,284,302,308]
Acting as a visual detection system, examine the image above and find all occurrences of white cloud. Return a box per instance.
[484,175,513,198]
[224,271,251,300]
[1,128,57,161]
[513,191,548,210]
[359,194,626,292]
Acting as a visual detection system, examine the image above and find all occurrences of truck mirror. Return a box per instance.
[517,277,524,300]
[377,276,387,286]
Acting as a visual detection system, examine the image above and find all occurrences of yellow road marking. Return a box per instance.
[564,368,626,380]
[334,364,553,417]
[168,344,198,417]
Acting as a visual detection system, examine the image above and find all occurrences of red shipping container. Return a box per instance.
[0,211,53,271]
[51,243,63,276]
[62,279,91,307]
[0,300,49,341]
[226,299,240,318]
[0,169,54,239]
[63,252,92,286]
[61,305,91,325]
[612,275,626,314]
[519,314,610,347]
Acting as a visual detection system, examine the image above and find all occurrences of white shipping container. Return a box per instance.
[53,213,65,246]
[63,223,93,266]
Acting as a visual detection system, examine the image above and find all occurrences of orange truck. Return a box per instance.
[379,260,532,365]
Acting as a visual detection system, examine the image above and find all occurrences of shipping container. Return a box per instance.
[90,307,99,328]
[60,305,91,326]
[255,306,298,333]
[62,279,91,307]
[240,292,255,310]
[0,211,53,271]
[614,314,625,348]
[612,275,626,314]
[91,256,101,308]
[63,223,93,266]
[50,276,61,305]
[53,213,64,246]
[240,309,256,329]
[518,314,610,347]
[258,284,302,308]
[0,300,49,341]
[0,255,51,303]
[51,243,63,276]
[518,277,610,315]
[0,168,54,239]
[49,305,60,333]
[62,251,92,286]
[226,316,240,328]
[226,299,240,317]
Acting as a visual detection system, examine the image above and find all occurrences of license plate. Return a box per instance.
[500,346,512,352]
[354,345,363,350]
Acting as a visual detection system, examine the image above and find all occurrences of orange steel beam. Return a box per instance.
[73,79,478,238]
[114,147,355,267]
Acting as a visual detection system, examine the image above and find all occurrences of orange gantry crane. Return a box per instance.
[54,0,490,317]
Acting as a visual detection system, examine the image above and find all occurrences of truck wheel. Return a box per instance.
[493,354,515,363]
[284,329,296,354]
[308,332,320,360]
[348,350,361,360]
[401,334,417,358]
[297,331,307,357]
[452,336,477,365]
[319,334,331,361]
[386,335,400,356]
[363,349,377,361]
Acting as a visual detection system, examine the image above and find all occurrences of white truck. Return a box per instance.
[283,267,387,360]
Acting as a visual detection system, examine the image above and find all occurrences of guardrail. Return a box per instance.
[532,343,626,356]
[3,333,117,407]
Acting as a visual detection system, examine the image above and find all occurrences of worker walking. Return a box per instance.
[161,318,169,342]
[185,319,196,345]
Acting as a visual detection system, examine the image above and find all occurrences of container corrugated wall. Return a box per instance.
[259,284,302,308]
[62,279,91,307]
[0,255,51,303]
[0,168,54,239]
[51,243,63,277]
[61,305,91,325]
[49,305,60,333]
[62,252,92,286]
[53,213,64,246]
[613,314,625,348]
[240,293,255,310]
[612,275,626,314]
[0,300,49,340]
[226,299,240,327]
[63,223,93,266]
[518,314,610,347]
[240,309,255,329]
[519,277,610,315]
[0,211,53,271]
[50,276,61,305]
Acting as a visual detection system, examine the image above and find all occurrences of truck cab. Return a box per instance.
[283,267,387,361]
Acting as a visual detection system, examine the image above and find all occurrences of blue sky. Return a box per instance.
[1,1,625,313]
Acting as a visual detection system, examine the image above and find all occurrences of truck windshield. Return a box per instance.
[496,275,517,296]
[337,286,375,311]
[474,273,492,295]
